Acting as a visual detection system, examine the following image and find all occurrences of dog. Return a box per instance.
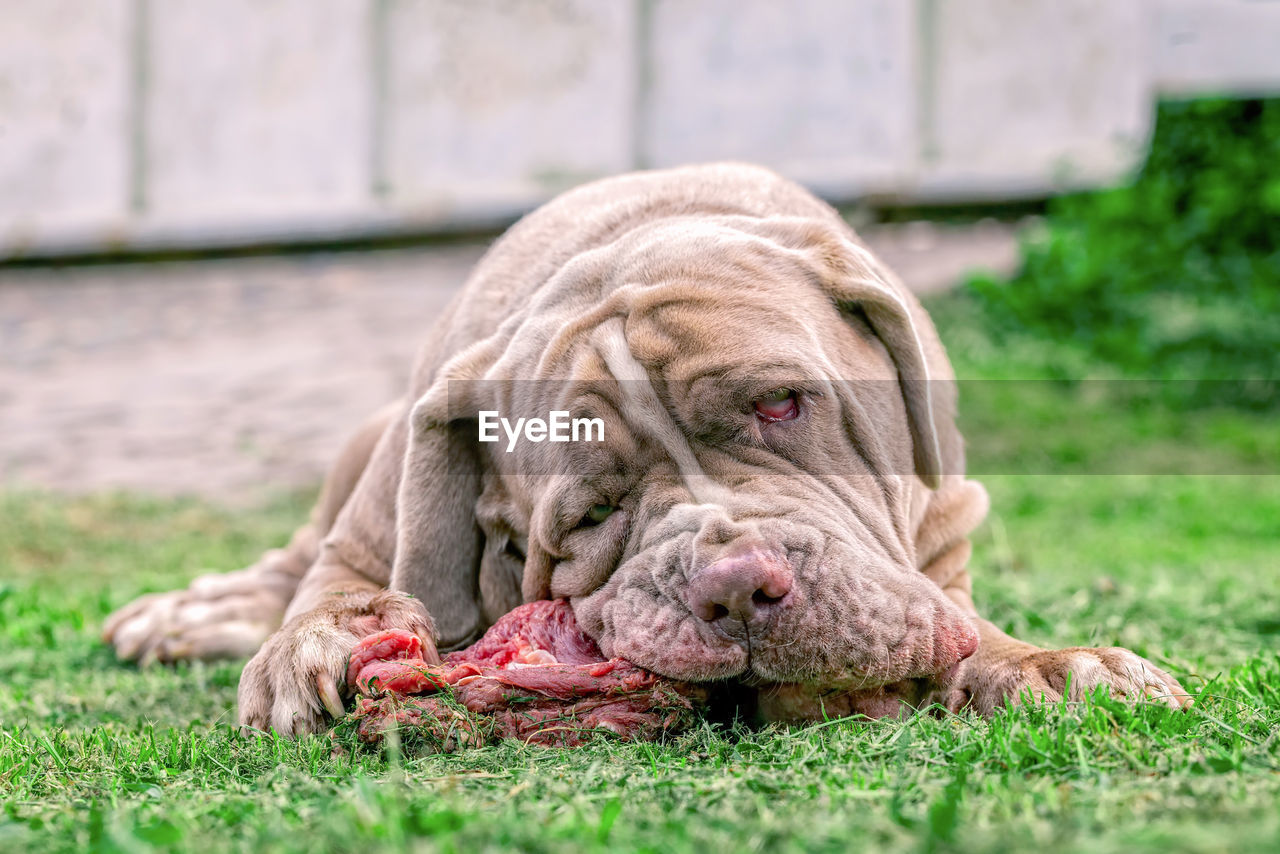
[103,163,1189,735]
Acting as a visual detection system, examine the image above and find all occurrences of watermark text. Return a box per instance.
[478,411,605,452]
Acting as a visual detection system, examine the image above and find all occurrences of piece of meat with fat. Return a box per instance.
[341,599,705,749]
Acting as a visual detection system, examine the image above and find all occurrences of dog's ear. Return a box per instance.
[819,234,958,489]
[391,337,505,650]
[755,218,960,489]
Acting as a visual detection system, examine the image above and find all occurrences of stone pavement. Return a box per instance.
[0,221,1018,501]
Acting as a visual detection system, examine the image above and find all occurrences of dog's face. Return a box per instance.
[442,220,978,697]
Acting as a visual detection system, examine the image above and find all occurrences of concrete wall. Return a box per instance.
[2,0,1279,259]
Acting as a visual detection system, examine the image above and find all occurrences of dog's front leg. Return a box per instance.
[929,616,1191,715]
[915,480,1191,715]
[235,551,437,737]
[236,402,440,737]
[103,522,317,665]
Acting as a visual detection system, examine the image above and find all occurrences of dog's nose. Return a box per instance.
[688,548,794,626]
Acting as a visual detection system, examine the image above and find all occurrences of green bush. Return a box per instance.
[965,99,1280,406]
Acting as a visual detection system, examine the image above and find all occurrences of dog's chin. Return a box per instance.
[609,637,749,683]
[679,667,934,724]
[751,677,932,722]
[608,630,897,691]
[588,613,926,687]
[729,644,973,722]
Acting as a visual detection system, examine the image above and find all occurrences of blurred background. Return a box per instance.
[1,0,1278,499]
[5,0,1280,254]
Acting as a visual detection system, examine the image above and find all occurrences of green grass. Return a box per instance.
[3,330,1280,853]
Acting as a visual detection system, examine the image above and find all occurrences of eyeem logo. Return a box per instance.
[478,411,605,452]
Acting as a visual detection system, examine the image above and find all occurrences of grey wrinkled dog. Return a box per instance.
[104,164,1189,735]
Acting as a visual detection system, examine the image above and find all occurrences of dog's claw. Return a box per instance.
[318,674,345,718]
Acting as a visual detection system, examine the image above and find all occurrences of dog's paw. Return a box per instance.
[944,646,1191,715]
[237,590,437,737]
[102,562,297,664]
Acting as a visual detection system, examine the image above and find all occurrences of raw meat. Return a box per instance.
[339,599,705,750]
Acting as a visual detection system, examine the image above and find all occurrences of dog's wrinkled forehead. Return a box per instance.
[592,316,729,507]
[500,220,828,361]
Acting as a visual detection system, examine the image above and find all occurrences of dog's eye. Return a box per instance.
[583,503,617,525]
[754,388,799,422]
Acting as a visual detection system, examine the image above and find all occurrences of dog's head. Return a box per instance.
[395,214,977,700]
